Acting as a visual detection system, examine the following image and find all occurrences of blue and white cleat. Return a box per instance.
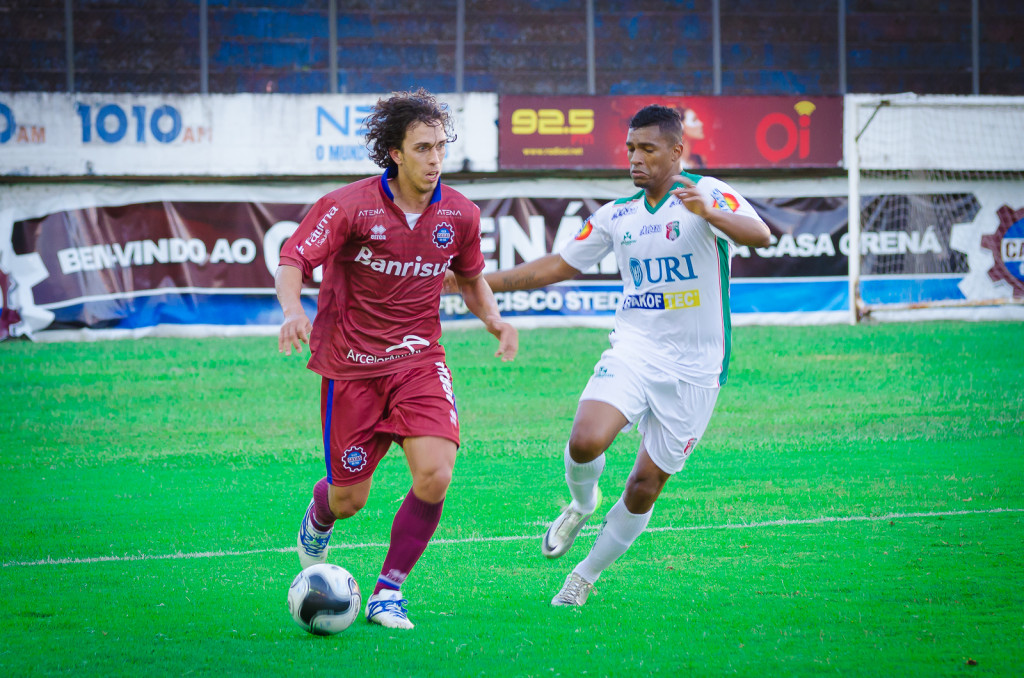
[541,487,602,559]
[297,500,332,569]
[365,589,415,629]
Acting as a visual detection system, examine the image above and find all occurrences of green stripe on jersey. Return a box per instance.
[613,190,644,205]
[717,235,732,386]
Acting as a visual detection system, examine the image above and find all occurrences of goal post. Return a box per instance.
[845,93,1024,323]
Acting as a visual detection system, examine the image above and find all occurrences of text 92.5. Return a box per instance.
[511,109,594,136]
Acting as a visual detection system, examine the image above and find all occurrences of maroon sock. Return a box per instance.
[311,477,336,531]
[373,490,444,595]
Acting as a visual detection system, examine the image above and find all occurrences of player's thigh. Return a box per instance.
[640,379,719,475]
[402,435,458,502]
[569,399,630,458]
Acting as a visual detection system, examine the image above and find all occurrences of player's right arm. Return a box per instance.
[274,195,345,355]
[275,263,312,355]
[479,253,581,293]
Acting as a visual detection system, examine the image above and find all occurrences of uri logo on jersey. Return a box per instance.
[432,222,454,248]
[628,254,698,287]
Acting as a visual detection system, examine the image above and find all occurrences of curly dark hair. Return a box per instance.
[628,105,682,143]
[364,88,457,171]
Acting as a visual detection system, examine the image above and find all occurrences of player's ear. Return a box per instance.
[389,147,403,166]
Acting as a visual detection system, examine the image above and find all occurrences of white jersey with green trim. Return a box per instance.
[559,174,765,387]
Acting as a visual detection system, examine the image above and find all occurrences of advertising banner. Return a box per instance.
[499,95,843,170]
[3,177,1021,340]
[0,92,498,177]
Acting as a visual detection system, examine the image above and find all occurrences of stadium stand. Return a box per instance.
[0,0,1022,95]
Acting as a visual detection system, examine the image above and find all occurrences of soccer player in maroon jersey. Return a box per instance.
[275,89,517,630]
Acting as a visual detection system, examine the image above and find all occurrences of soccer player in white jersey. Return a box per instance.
[468,104,771,606]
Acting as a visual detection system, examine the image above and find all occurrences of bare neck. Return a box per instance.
[388,175,433,214]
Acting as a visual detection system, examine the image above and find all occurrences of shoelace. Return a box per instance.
[300,523,330,553]
[560,576,589,601]
[369,598,409,619]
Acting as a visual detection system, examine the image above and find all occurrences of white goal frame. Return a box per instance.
[844,93,1024,323]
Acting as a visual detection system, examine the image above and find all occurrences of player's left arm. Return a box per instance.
[457,273,518,362]
[670,175,771,247]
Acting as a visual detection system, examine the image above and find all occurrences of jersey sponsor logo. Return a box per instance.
[353,246,451,277]
[666,221,680,241]
[621,289,701,311]
[305,205,338,248]
[594,364,613,378]
[385,334,430,354]
[358,208,385,217]
[621,231,637,246]
[370,225,386,240]
[627,254,698,287]
[638,224,661,237]
[611,203,638,220]
[437,208,462,217]
[575,218,593,240]
[346,347,423,364]
[432,222,454,248]
[711,188,740,212]
[341,446,367,472]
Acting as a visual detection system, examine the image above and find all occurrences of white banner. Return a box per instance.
[0,92,498,177]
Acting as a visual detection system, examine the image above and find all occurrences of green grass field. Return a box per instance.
[2,322,1022,677]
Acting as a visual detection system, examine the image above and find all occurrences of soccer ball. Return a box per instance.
[287,563,362,636]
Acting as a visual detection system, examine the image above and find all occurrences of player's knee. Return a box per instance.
[330,494,367,519]
[413,465,452,502]
[567,430,610,462]
[623,475,663,513]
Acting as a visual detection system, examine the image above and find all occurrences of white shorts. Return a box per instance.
[579,347,719,475]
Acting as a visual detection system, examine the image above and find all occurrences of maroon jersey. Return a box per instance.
[280,171,485,379]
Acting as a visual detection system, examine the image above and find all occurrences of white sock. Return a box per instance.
[564,444,604,514]
[574,496,651,584]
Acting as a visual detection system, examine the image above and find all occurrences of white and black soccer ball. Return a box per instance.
[287,563,361,636]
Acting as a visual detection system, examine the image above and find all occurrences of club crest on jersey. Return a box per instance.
[341,446,367,473]
[666,221,680,241]
[432,222,454,248]
[370,225,386,240]
[711,188,740,212]
[575,219,594,240]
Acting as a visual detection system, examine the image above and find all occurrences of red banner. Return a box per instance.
[499,95,843,170]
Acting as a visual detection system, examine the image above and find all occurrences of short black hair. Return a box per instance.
[364,88,457,171]
[628,105,683,142]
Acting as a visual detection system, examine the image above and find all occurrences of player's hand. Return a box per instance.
[670,175,710,218]
[442,270,461,295]
[278,312,312,355]
[485,315,518,362]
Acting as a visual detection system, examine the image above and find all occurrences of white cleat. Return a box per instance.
[541,487,601,559]
[297,500,332,570]
[365,589,415,629]
[551,572,594,607]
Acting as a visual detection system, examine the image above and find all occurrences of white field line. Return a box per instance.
[3,507,1022,569]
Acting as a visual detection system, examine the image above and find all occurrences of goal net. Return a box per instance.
[845,94,1024,322]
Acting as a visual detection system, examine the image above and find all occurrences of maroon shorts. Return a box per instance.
[320,360,460,487]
